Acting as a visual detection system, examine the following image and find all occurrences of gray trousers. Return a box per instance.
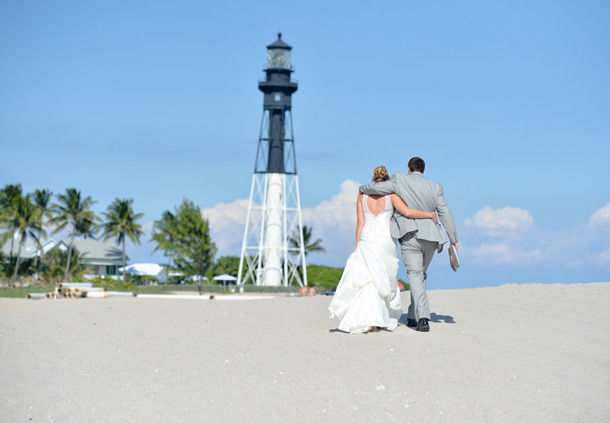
[399,234,438,321]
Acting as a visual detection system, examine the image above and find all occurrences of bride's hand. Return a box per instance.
[430,212,438,224]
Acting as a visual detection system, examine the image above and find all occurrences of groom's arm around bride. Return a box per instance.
[358,157,458,250]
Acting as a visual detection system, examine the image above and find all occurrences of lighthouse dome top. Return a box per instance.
[266,33,292,70]
[267,32,292,50]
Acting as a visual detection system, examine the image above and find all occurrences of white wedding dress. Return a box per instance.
[329,195,402,333]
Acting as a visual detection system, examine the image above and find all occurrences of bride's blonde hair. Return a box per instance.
[372,165,390,182]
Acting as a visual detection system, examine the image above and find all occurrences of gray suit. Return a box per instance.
[359,172,458,321]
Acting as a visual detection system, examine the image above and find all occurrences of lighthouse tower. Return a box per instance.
[237,33,307,288]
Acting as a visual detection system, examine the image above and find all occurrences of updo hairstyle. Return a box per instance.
[372,165,390,182]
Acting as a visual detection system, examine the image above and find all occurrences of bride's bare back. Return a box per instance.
[366,194,387,217]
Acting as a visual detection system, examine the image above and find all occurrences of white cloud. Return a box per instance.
[199,181,360,262]
[462,206,550,265]
[301,179,359,233]
[590,203,610,226]
[461,204,610,269]
[201,199,249,255]
[464,206,533,234]
[301,180,361,264]
[468,242,543,264]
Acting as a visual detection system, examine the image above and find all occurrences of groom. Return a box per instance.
[359,157,458,332]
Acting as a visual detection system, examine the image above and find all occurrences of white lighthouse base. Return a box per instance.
[237,173,307,288]
[262,173,283,286]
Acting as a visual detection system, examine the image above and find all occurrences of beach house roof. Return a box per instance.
[57,239,124,266]
[0,233,56,259]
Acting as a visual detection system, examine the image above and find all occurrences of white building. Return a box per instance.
[56,239,124,276]
[0,233,56,259]
[2,234,126,277]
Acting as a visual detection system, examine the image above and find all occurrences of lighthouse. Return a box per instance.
[237,33,307,288]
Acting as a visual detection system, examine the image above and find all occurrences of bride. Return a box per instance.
[329,166,438,333]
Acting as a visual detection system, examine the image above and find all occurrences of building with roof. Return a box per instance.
[56,239,124,276]
[0,232,56,259]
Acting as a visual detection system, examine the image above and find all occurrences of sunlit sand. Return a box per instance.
[1,282,608,422]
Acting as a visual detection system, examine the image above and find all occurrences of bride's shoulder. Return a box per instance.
[388,193,403,208]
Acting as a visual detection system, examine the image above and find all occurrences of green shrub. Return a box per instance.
[302,265,409,292]
[89,276,137,292]
[304,264,344,290]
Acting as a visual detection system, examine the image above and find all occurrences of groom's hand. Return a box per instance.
[452,242,459,249]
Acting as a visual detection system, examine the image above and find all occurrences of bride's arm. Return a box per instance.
[356,194,365,246]
[391,194,438,224]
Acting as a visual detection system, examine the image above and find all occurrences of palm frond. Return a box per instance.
[288,225,326,256]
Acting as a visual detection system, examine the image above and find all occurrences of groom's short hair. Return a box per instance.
[408,157,425,173]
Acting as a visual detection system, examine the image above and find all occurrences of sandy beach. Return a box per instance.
[1,282,609,422]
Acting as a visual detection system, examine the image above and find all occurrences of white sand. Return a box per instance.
[1,283,608,422]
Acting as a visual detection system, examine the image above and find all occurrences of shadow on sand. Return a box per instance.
[398,312,456,325]
[330,313,457,333]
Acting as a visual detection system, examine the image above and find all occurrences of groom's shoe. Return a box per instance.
[407,318,417,328]
[416,318,430,332]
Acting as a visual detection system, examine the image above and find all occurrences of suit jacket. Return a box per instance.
[359,172,458,251]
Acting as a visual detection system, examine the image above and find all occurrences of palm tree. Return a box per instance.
[0,184,23,218]
[33,189,53,222]
[101,198,144,281]
[288,225,326,256]
[151,210,178,284]
[0,184,24,258]
[1,196,45,285]
[32,189,53,269]
[50,188,98,280]
[41,247,89,283]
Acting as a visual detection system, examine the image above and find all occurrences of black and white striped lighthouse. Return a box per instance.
[237,33,307,288]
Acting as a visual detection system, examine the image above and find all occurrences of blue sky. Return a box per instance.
[1,1,609,288]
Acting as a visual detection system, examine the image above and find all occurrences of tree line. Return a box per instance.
[1,183,326,287]
[0,184,145,285]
